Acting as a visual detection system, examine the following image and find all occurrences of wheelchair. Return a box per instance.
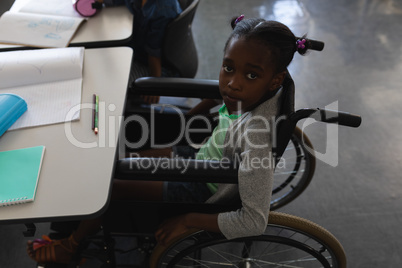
[41,61,361,268]
[105,76,360,268]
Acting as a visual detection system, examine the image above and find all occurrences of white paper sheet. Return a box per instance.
[0,11,85,48]
[0,47,85,130]
[0,47,84,89]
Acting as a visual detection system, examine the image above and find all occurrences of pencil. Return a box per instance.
[94,95,99,134]
[92,94,96,130]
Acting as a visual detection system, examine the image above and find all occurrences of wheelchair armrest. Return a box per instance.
[132,77,222,99]
[114,158,238,184]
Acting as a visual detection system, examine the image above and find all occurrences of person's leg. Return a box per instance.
[27,179,164,264]
[26,216,103,263]
[26,146,176,264]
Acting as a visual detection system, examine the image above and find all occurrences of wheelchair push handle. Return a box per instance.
[293,108,362,128]
[319,109,361,127]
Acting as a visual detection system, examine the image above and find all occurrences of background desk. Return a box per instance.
[0,0,133,50]
[0,47,132,224]
[71,6,133,48]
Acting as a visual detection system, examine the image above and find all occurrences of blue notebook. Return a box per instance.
[0,93,27,137]
[0,146,45,206]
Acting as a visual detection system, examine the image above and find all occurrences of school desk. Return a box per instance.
[0,47,132,226]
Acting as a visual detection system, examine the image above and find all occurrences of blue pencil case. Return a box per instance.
[0,94,27,137]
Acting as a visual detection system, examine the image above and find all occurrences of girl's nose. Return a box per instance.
[228,75,242,91]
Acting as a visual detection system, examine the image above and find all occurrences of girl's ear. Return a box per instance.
[270,71,287,91]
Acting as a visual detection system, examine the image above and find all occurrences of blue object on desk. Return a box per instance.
[0,94,27,137]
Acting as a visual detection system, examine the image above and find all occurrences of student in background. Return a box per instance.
[104,0,182,104]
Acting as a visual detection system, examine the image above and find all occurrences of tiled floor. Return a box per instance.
[1,0,402,267]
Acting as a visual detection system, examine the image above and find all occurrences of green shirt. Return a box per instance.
[196,105,241,193]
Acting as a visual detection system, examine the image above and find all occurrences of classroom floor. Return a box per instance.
[1,0,402,267]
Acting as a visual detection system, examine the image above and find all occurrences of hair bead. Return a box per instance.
[234,15,245,25]
[296,39,306,50]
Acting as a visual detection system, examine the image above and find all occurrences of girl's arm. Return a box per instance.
[155,213,220,246]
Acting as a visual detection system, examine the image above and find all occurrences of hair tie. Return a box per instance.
[296,39,306,50]
[235,15,245,25]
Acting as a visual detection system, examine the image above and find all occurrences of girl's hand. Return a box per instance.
[155,215,190,246]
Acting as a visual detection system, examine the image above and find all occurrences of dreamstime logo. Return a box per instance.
[63,101,340,167]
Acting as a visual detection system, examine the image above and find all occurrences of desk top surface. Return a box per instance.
[0,47,132,224]
[0,0,133,49]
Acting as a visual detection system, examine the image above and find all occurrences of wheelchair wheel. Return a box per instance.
[150,211,346,268]
[271,126,316,210]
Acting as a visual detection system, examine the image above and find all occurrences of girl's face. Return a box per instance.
[219,37,285,114]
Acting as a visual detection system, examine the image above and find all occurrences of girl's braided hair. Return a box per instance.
[225,17,310,73]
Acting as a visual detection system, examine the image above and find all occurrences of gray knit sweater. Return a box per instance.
[206,89,282,240]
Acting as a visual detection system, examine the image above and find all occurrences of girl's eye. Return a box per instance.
[247,73,257,80]
[223,65,233,73]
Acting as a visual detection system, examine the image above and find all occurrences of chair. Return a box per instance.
[125,0,200,113]
[162,0,200,78]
